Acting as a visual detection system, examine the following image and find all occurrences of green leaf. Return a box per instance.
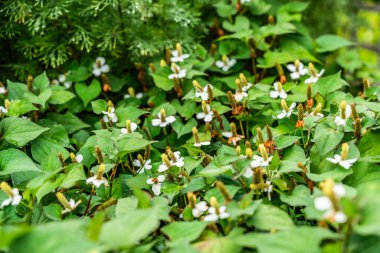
[316,35,355,53]
[61,164,86,188]
[115,106,148,126]
[275,135,301,149]
[6,100,38,116]
[313,72,348,97]
[48,86,75,105]
[43,204,62,221]
[172,118,197,138]
[162,221,208,244]
[6,80,27,100]
[152,67,174,91]
[99,208,161,249]
[0,148,40,175]
[280,185,311,206]
[24,88,52,108]
[33,72,50,91]
[75,79,101,107]
[314,123,344,157]
[249,204,294,230]
[115,133,155,157]
[91,99,108,114]
[48,112,90,134]
[1,117,49,147]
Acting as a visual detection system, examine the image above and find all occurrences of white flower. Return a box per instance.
[334,211,347,223]
[314,196,332,211]
[286,62,308,80]
[243,167,253,178]
[158,151,185,172]
[334,105,352,127]
[192,201,209,217]
[215,57,237,72]
[240,0,251,4]
[147,175,165,196]
[270,82,287,99]
[264,181,273,201]
[170,50,190,63]
[62,199,81,214]
[305,69,325,84]
[170,151,185,167]
[194,140,210,147]
[277,102,296,119]
[133,159,152,174]
[0,106,8,114]
[242,82,253,92]
[333,184,346,197]
[195,84,213,101]
[234,90,248,102]
[152,110,176,127]
[250,155,273,168]
[93,57,110,76]
[58,74,72,89]
[124,93,144,99]
[76,154,83,163]
[308,111,324,118]
[1,188,22,208]
[196,103,214,123]
[222,131,244,146]
[204,206,230,221]
[102,107,118,123]
[326,154,357,169]
[168,64,187,79]
[86,176,108,188]
[120,122,138,135]
[0,86,7,94]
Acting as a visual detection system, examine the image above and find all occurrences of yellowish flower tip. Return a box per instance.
[167,148,177,162]
[4,99,10,110]
[245,140,251,149]
[160,108,166,122]
[216,181,232,202]
[0,181,13,197]
[258,144,268,160]
[207,84,214,101]
[176,43,182,56]
[246,147,253,159]
[297,162,308,173]
[69,152,77,163]
[235,146,241,156]
[126,120,132,132]
[295,59,300,70]
[354,118,362,140]
[210,196,219,211]
[307,84,312,101]
[192,127,200,143]
[128,87,135,97]
[161,153,171,167]
[193,80,203,91]
[107,100,114,110]
[27,74,33,91]
[351,104,359,119]
[56,192,71,209]
[265,125,273,141]
[268,15,275,24]
[277,82,283,91]
[363,78,371,90]
[256,127,264,144]
[95,146,104,164]
[340,101,347,119]
[230,122,237,136]
[137,154,144,165]
[280,99,288,112]
[314,103,322,114]
[201,100,208,113]
[160,59,167,67]
[222,55,228,63]
[239,73,248,86]
[320,179,335,200]
[171,62,179,73]
[96,164,105,179]
[227,91,237,104]
[308,63,317,77]
[149,63,156,73]
[275,62,284,76]
[253,168,263,185]
[235,78,242,92]
[341,143,349,160]
[187,192,196,208]
[297,104,304,121]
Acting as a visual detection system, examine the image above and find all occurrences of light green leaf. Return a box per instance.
[0,148,40,175]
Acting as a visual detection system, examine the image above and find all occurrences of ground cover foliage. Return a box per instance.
[0,1,380,253]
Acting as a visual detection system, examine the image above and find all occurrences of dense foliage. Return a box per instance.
[0,1,380,253]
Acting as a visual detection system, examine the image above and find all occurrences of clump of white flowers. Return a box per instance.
[270,81,287,99]
[0,182,22,208]
[124,87,143,99]
[203,197,230,222]
[56,192,81,214]
[152,108,176,127]
[196,101,214,123]
[277,99,296,119]
[147,175,165,196]
[334,101,351,127]
[305,63,324,84]
[168,63,186,79]
[102,101,118,123]
[314,179,348,223]
[121,120,138,135]
[170,43,190,63]
[86,164,109,188]
[215,55,236,72]
[193,80,213,101]
[158,149,185,172]
[133,154,152,174]
[93,57,110,77]
[286,59,308,80]
[234,78,248,102]
[327,143,357,169]
[192,127,210,147]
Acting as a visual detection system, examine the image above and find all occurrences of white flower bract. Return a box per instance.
[93,57,110,76]
[326,154,357,169]
[215,57,236,72]
[270,82,287,99]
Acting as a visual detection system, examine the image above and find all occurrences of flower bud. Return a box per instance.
[308,63,317,77]
[187,192,196,208]
[245,147,253,159]
[340,143,349,161]
[95,146,104,164]
[96,164,105,180]
[161,153,171,167]
[0,181,14,197]
[265,125,273,141]
[256,127,264,144]
[193,80,203,92]
[258,144,268,161]
[216,181,232,202]
[56,192,72,210]
[192,127,201,144]
[27,75,33,91]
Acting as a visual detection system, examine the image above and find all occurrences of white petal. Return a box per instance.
[333,185,346,197]
[204,214,219,222]
[147,178,155,184]
[157,175,166,182]
[270,91,279,98]
[96,57,106,66]
[314,196,332,211]
[158,164,169,172]
[166,116,176,123]
[101,64,110,73]
[244,168,253,178]
[133,159,141,167]
[152,119,161,126]
[326,157,339,164]
[222,132,232,138]
[92,68,102,77]
[152,184,162,196]
[286,64,296,72]
[339,160,353,169]
[290,72,300,80]
[277,111,287,119]
[76,154,83,163]
[1,198,12,208]
[279,90,288,99]
[334,211,347,223]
